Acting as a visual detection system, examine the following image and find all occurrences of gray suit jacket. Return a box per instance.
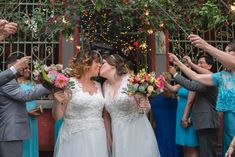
[175,74,219,130]
[0,69,15,86]
[0,79,49,141]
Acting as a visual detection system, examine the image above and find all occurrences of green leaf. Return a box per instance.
[95,0,103,12]
[41,69,50,82]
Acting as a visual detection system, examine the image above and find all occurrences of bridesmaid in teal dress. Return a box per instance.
[54,118,63,144]
[164,74,199,157]
[176,87,198,147]
[18,65,41,157]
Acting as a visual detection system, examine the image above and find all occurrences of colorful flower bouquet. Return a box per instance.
[123,69,164,113]
[124,69,164,97]
[33,60,75,91]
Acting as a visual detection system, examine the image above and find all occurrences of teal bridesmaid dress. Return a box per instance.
[20,82,39,157]
[54,118,63,144]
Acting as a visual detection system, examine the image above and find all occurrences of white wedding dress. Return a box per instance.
[54,78,109,157]
[104,75,161,157]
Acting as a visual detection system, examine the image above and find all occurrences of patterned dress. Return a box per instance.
[212,70,235,156]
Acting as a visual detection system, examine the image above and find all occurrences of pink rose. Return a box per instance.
[54,74,69,89]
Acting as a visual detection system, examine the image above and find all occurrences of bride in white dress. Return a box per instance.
[100,54,161,157]
[53,50,109,157]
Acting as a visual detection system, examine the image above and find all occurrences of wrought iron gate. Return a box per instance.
[0,0,59,71]
[170,25,235,71]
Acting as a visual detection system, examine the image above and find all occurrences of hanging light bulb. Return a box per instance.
[140,42,147,49]
[62,16,68,24]
[231,3,235,13]
[159,22,164,28]
[147,29,153,34]
[69,35,74,41]
[145,10,150,16]
[76,45,81,50]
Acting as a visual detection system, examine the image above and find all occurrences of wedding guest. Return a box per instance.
[169,53,220,157]
[151,72,183,157]
[171,41,235,156]
[163,72,199,157]
[0,54,49,157]
[0,56,31,86]
[100,54,160,157]
[18,65,41,157]
[53,50,109,157]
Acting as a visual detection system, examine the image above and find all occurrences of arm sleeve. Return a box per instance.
[174,74,207,92]
[0,69,15,86]
[0,81,50,102]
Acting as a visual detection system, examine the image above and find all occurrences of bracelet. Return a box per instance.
[180,119,188,123]
[229,143,235,149]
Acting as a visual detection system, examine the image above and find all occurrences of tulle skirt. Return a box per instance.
[54,124,109,157]
[111,114,161,157]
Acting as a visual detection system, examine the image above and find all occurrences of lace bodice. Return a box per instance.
[104,75,141,122]
[59,77,105,143]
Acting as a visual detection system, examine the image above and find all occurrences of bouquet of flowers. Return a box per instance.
[33,60,75,91]
[124,69,164,98]
[124,69,164,113]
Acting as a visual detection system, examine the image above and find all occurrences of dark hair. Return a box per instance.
[104,54,128,76]
[69,50,101,78]
[199,54,216,72]
[227,41,235,51]
[6,53,25,65]
[125,60,135,71]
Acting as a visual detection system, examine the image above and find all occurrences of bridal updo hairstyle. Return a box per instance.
[69,50,101,78]
[104,54,129,76]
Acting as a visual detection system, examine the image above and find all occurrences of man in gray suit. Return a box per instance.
[0,54,50,157]
[0,56,31,86]
[169,54,219,157]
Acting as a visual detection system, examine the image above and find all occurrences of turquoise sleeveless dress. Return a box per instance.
[20,82,39,157]
[175,87,198,147]
[54,118,63,144]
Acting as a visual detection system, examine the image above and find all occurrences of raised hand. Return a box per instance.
[13,56,31,72]
[168,53,181,65]
[4,22,18,35]
[187,34,209,50]
[0,19,8,30]
[0,20,18,41]
[183,55,192,65]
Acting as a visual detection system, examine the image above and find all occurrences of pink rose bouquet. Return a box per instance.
[33,60,74,91]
